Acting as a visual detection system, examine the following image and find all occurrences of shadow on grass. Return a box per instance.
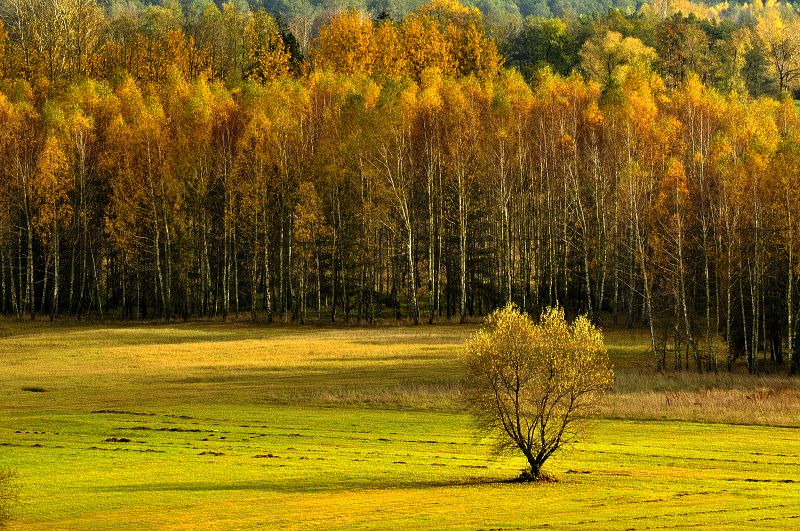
[0,320,314,348]
[159,360,461,388]
[89,476,522,495]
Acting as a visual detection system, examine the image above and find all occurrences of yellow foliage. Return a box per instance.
[447,21,501,79]
[754,8,800,94]
[400,14,456,81]
[584,101,603,126]
[463,304,613,478]
[373,22,406,80]
[580,31,657,87]
[314,11,375,76]
[0,20,6,79]
[417,0,482,27]
[33,135,72,243]
[244,10,291,83]
[309,5,499,81]
[293,181,329,255]
[639,0,731,20]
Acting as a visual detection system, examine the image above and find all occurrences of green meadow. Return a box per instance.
[1,323,799,528]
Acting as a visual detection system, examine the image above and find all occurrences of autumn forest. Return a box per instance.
[1,0,800,376]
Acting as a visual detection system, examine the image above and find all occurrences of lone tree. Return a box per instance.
[463,305,614,481]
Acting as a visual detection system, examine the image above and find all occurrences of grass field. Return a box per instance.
[1,322,799,528]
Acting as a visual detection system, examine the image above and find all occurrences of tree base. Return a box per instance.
[512,470,556,483]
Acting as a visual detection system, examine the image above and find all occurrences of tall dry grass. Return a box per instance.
[1,320,798,425]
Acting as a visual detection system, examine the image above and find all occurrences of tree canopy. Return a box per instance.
[464,305,613,480]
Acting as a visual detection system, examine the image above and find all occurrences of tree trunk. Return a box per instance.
[316,245,322,322]
[789,204,798,375]
[52,229,60,320]
[407,225,419,325]
[41,251,50,316]
[703,223,714,371]
[0,249,5,315]
[264,225,272,323]
[91,240,103,319]
[153,225,167,320]
[26,209,34,320]
[7,251,19,318]
[428,162,436,325]
[233,226,240,319]
[458,172,467,324]
[250,239,258,324]
[163,210,172,320]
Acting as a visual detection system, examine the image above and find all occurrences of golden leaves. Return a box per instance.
[584,101,604,127]
[244,10,291,83]
[463,304,614,467]
[32,135,72,242]
[312,1,499,82]
[314,11,376,76]
[580,31,657,87]
[0,20,6,80]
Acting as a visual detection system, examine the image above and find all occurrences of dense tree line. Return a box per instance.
[506,0,800,99]
[2,0,800,375]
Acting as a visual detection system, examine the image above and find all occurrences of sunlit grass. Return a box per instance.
[1,321,799,528]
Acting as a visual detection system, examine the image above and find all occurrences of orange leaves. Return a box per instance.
[0,20,6,79]
[399,14,456,80]
[417,0,501,80]
[293,182,329,257]
[0,91,13,141]
[584,101,603,127]
[447,19,501,79]
[373,22,407,80]
[102,76,168,247]
[312,1,499,82]
[243,10,291,83]
[314,11,376,76]
[32,135,71,242]
[559,132,575,150]
[417,0,482,25]
[664,158,690,202]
